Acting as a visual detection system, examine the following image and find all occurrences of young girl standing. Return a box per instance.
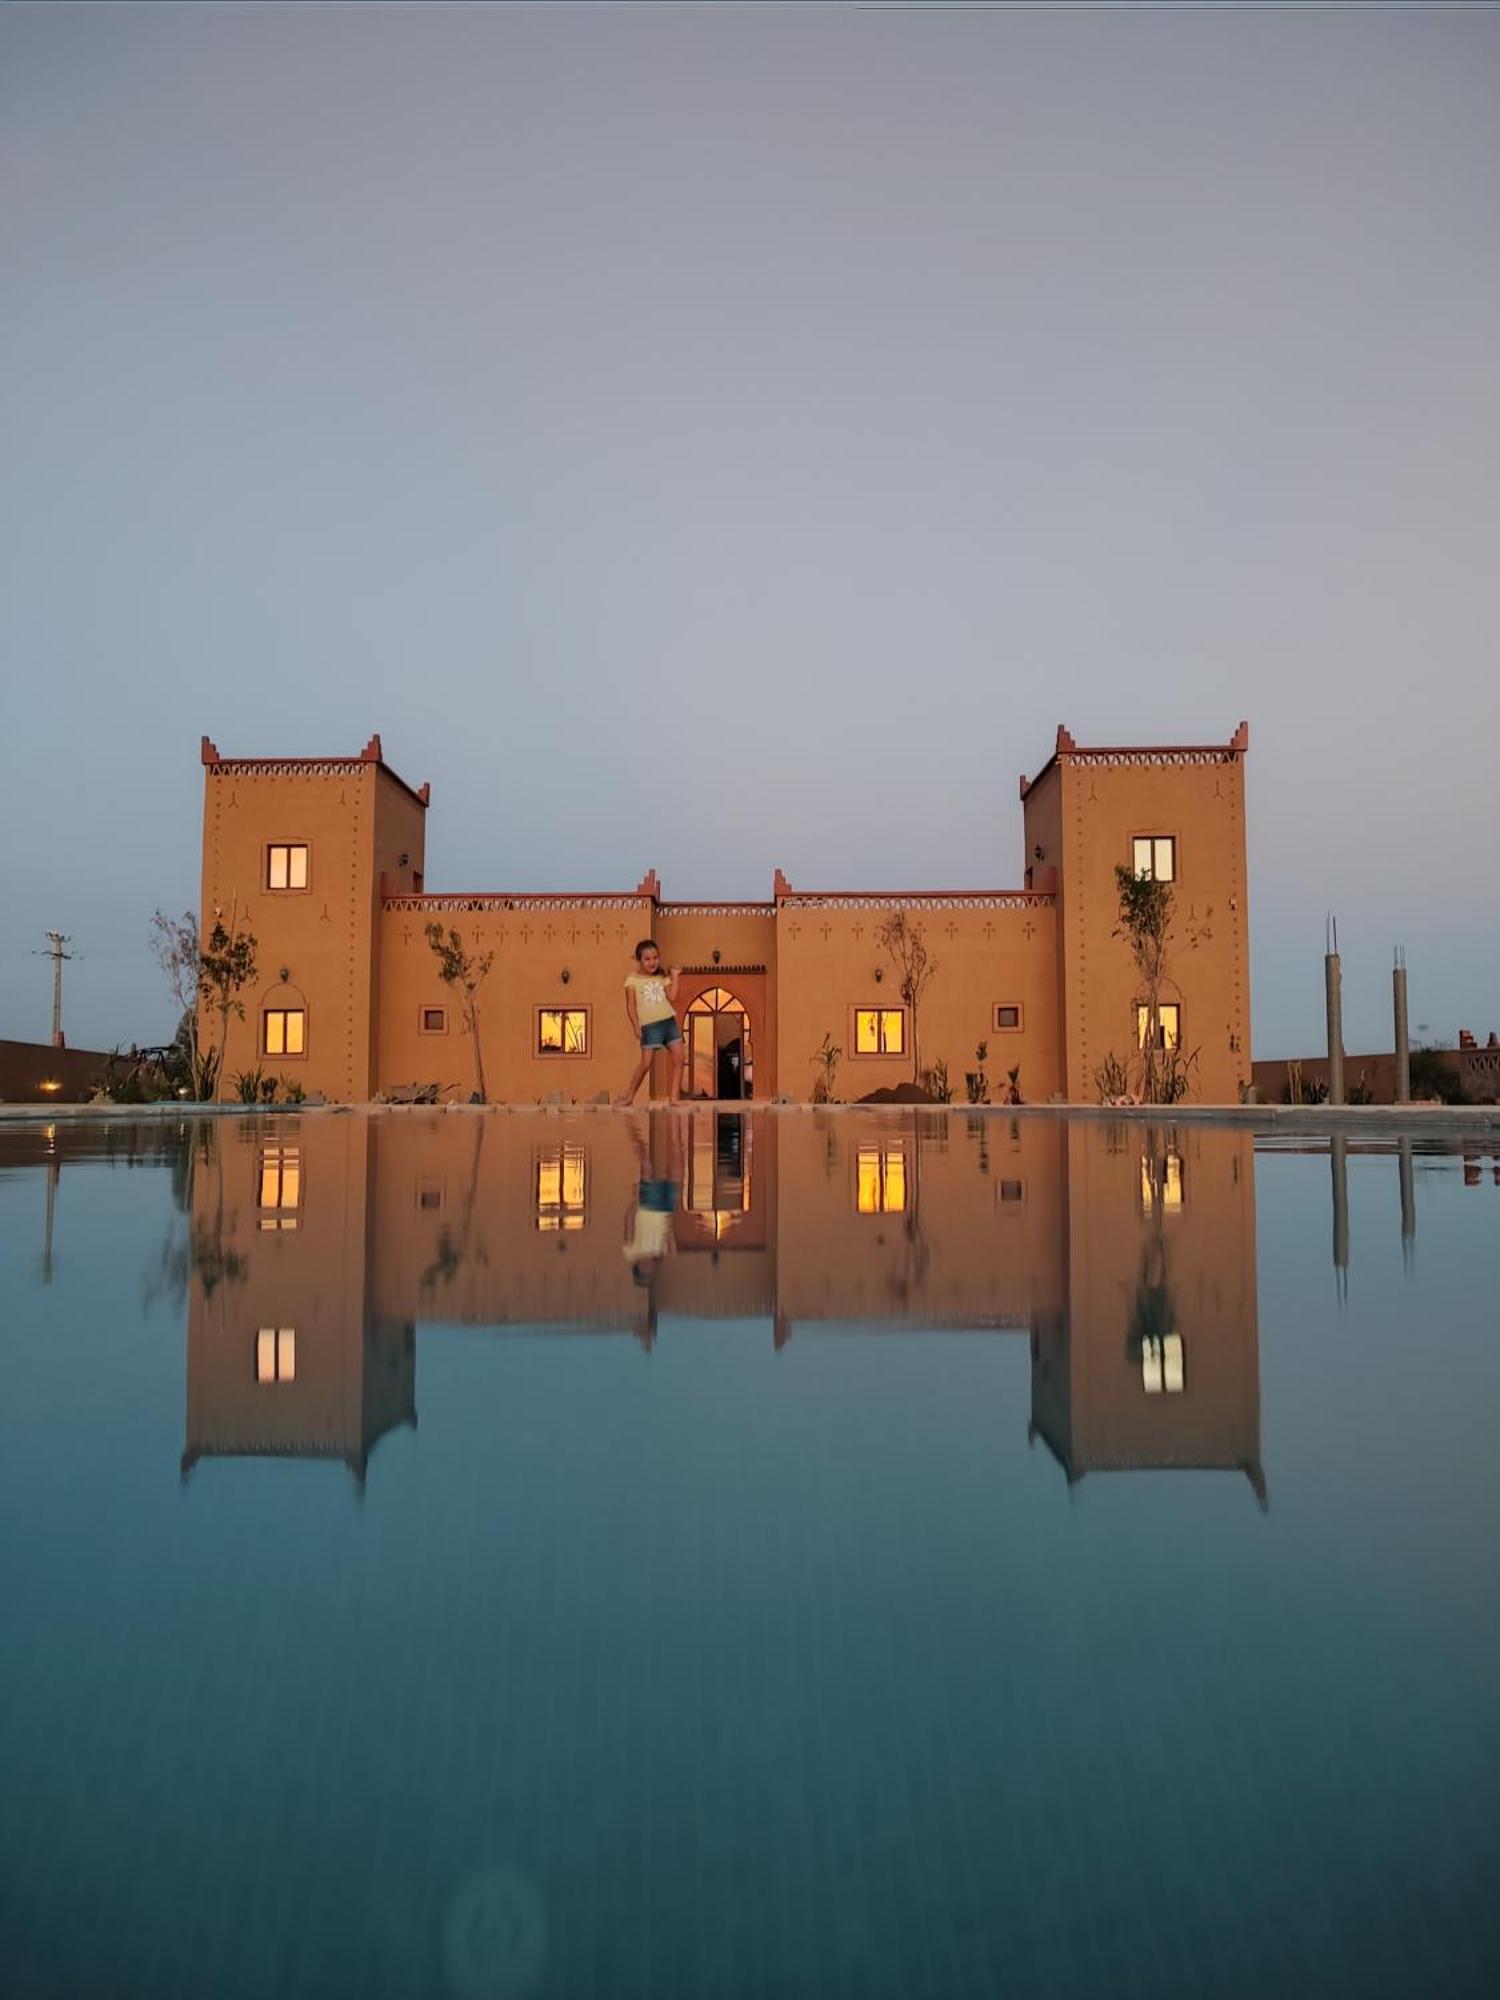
[619,939,684,1104]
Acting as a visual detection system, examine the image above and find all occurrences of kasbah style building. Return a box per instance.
[197,721,1252,1105]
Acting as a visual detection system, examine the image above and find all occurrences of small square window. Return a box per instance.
[267,843,309,892]
[255,1327,296,1384]
[1141,1153,1185,1214]
[856,1147,907,1213]
[419,1006,448,1035]
[1132,836,1176,883]
[1142,1332,1185,1395]
[994,1004,1022,1032]
[257,1144,301,1230]
[537,1147,587,1229]
[263,1007,307,1057]
[998,1179,1024,1205]
[1136,1003,1181,1051]
[538,1008,589,1055]
[416,1176,445,1213]
[853,1008,905,1056]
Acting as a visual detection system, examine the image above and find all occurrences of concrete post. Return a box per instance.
[1331,1135,1349,1299]
[1325,951,1345,1107]
[1393,959,1410,1103]
[1398,1136,1416,1269]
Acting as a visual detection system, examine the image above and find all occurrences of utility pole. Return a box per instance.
[34,932,75,1048]
[1392,946,1410,1104]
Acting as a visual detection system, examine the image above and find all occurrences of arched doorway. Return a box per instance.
[685,986,752,1100]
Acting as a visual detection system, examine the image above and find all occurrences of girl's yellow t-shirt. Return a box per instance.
[625,972,676,1026]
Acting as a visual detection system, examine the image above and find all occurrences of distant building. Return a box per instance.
[197,722,1252,1103]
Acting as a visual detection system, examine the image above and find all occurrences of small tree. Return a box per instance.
[151,910,217,1098]
[198,905,258,1102]
[1111,864,1202,1105]
[810,1032,842,1104]
[965,1039,990,1105]
[875,910,939,1086]
[425,923,495,1102]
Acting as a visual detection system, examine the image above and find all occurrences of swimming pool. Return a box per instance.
[3,1108,1497,1997]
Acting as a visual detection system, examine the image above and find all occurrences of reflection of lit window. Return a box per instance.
[255,1327,296,1383]
[266,843,309,891]
[537,1148,586,1230]
[856,1147,907,1213]
[1136,1003,1180,1051]
[263,1008,306,1056]
[538,1008,589,1055]
[257,1144,301,1230]
[1132,836,1176,883]
[420,1006,448,1034]
[854,1008,905,1055]
[1140,1153,1184,1213]
[1142,1332,1184,1394]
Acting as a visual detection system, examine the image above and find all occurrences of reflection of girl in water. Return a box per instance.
[624,1112,682,1289]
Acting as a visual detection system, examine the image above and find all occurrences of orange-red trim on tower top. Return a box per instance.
[1019,721,1249,800]
[201,735,431,810]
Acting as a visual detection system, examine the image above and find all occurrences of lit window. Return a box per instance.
[537,1147,587,1230]
[267,844,309,891]
[1141,1153,1184,1213]
[257,1144,301,1230]
[538,1008,589,1055]
[1132,836,1176,883]
[255,1327,296,1384]
[1136,1003,1181,1051]
[856,1147,907,1214]
[1142,1332,1185,1395]
[420,1006,448,1034]
[854,1008,905,1055]
[263,1008,306,1057]
[994,1004,1022,1032]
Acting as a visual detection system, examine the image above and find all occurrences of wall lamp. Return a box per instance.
[560,967,571,985]
[873,967,884,983]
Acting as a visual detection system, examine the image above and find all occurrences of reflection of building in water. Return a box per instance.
[180,1116,415,1485]
[173,1109,1264,1497]
[1028,1122,1264,1501]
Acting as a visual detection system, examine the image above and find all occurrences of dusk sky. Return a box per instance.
[3,2,1497,1057]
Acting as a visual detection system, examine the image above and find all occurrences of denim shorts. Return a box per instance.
[640,1017,682,1049]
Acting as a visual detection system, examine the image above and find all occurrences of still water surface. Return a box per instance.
[2,1109,1498,1999]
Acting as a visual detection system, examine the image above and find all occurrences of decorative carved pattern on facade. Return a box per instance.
[779,892,1055,912]
[209,759,370,783]
[1066,748,1240,772]
[657,903,777,919]
[383,894,648,915]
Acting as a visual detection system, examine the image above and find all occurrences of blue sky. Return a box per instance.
[3,3,1497,1057]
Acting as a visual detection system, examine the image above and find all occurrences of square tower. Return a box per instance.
[199,734,428,1101]
[1021,724,1251,1103]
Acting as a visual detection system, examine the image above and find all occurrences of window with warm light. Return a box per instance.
[255,1327,296,1384]
[538,1008,589,1055]
[419,1006,448,1035]
[1136,1003,1181,1051]
[1142,1332,1185,1394]
[1140,1153,1185,1214]
[263,1008,306,1057]
[856,1147,907,1214]
[257,1144,301,1230]
[1132,836,1176,883]
[853,1008,905,1056]
[536,1147,587,1230]
[267,843,309,891]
